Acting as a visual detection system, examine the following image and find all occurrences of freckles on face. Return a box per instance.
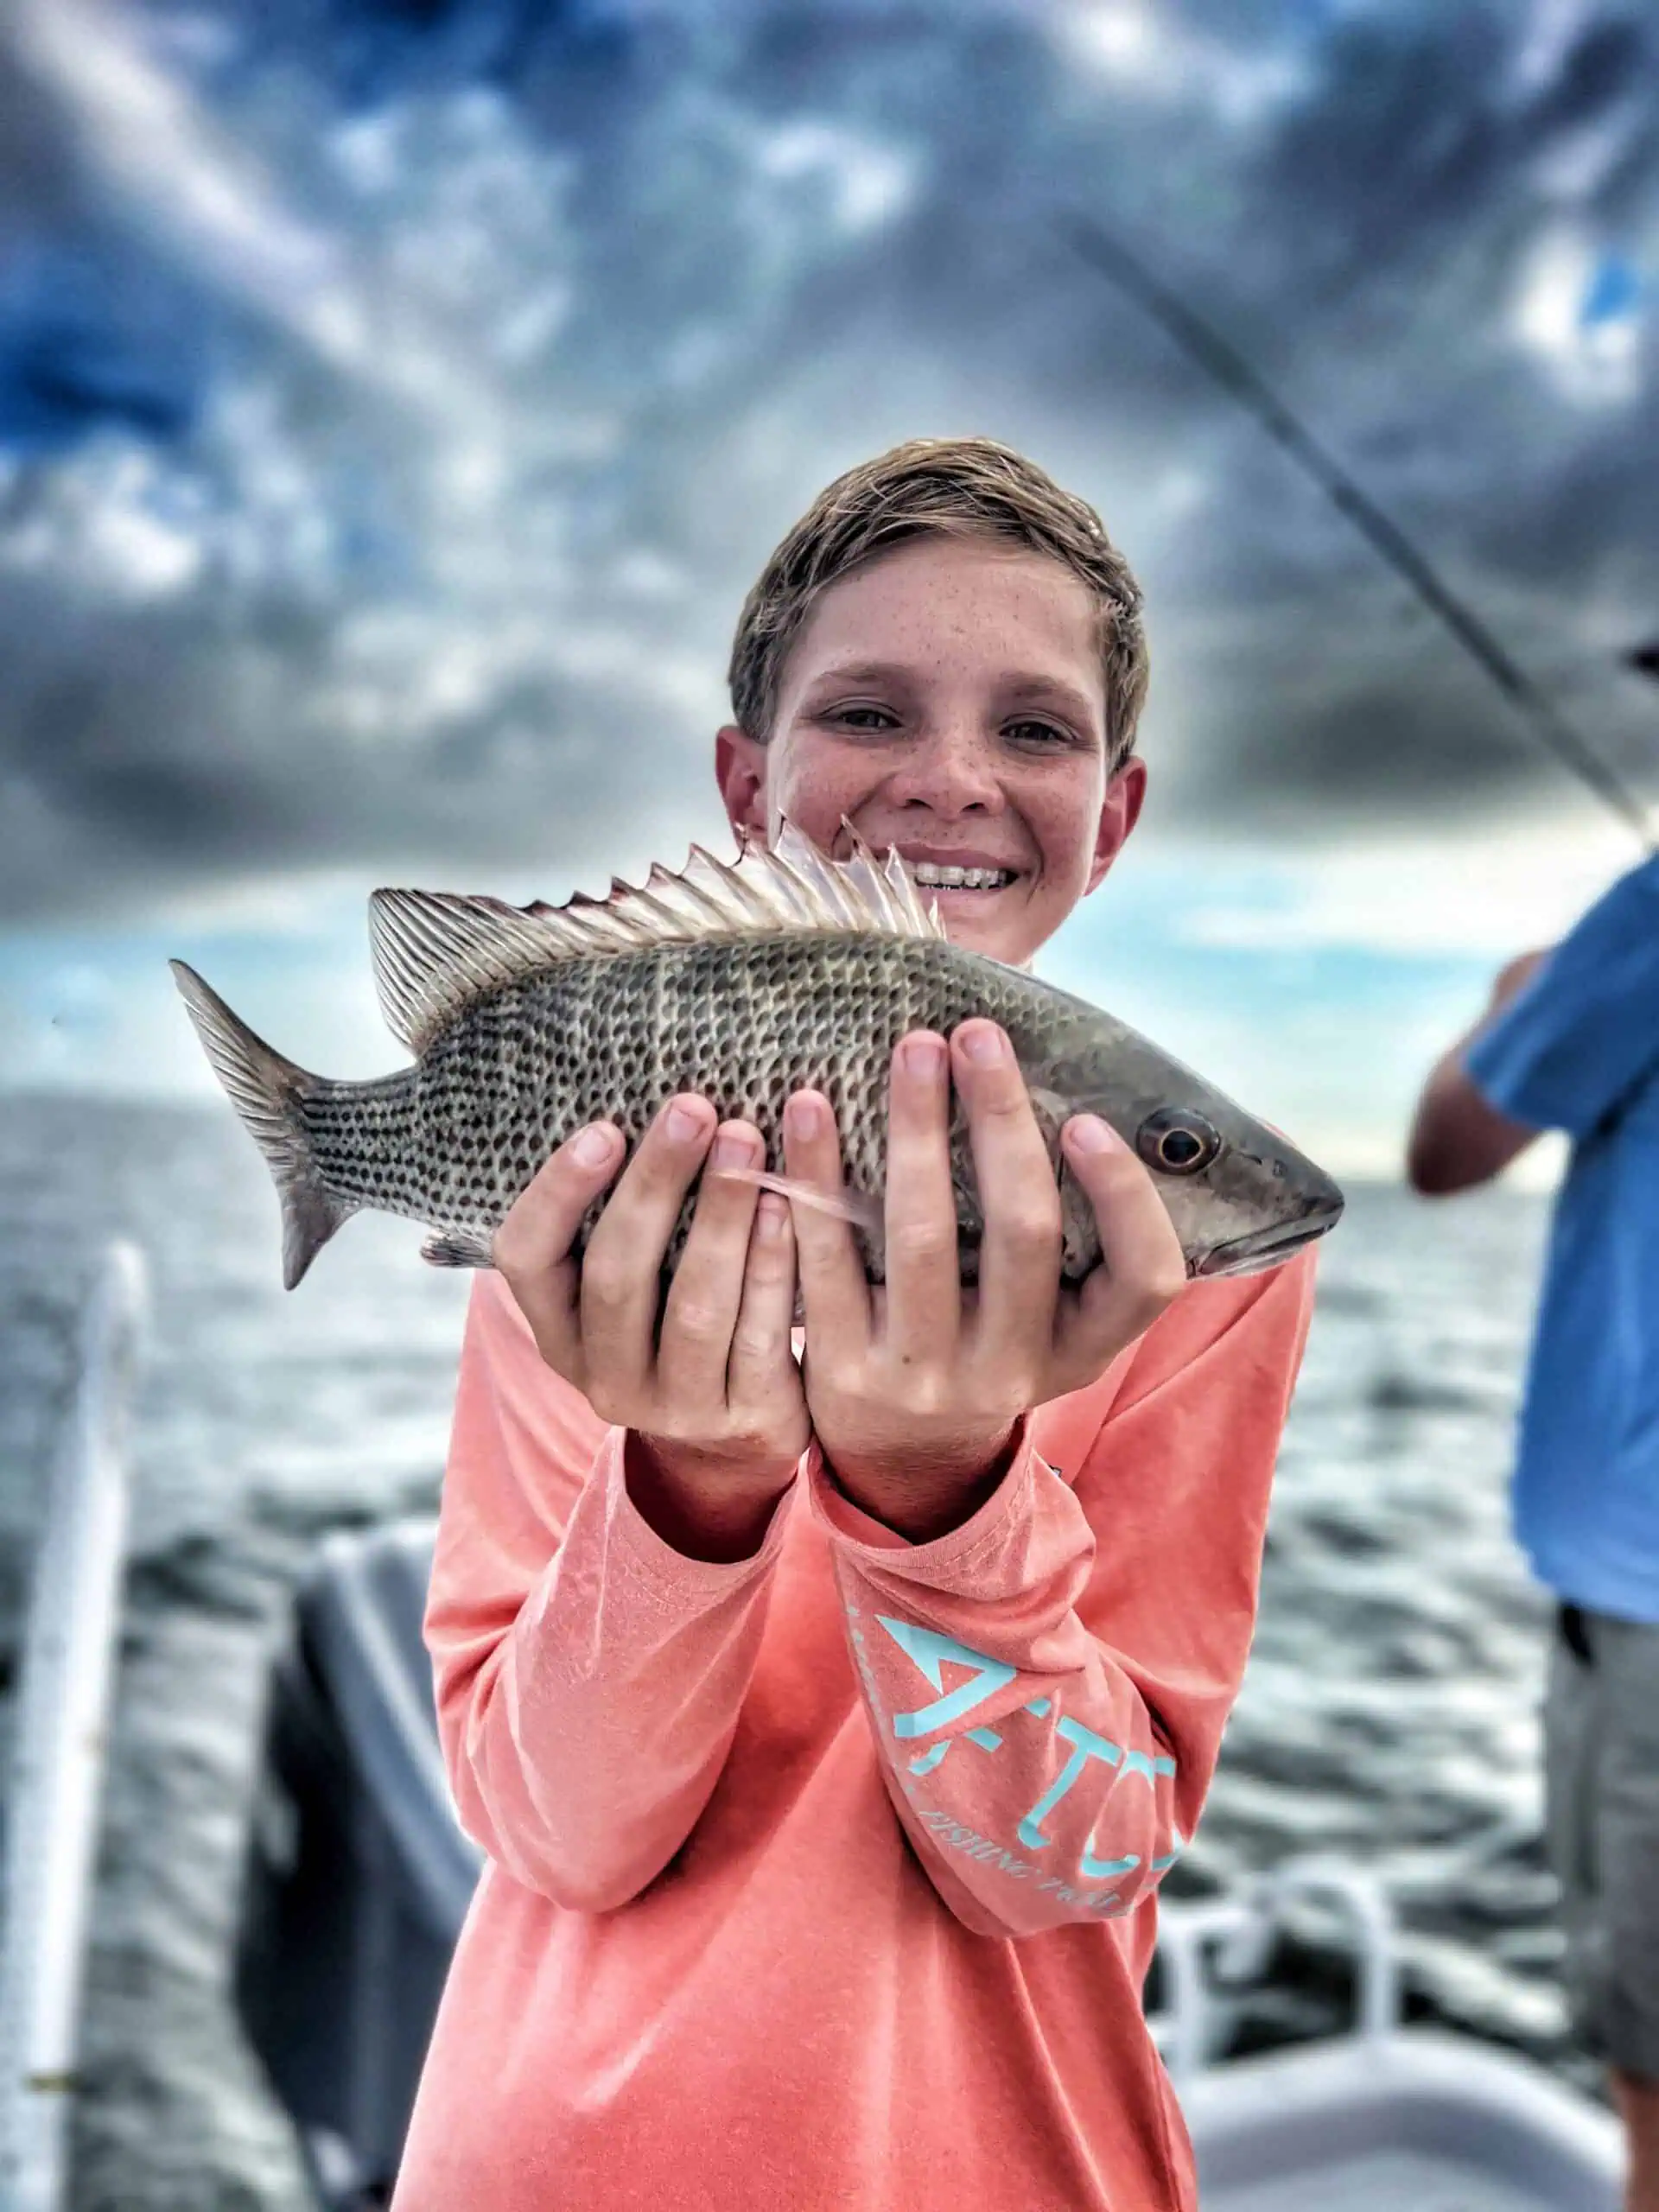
[761,535,1120,964]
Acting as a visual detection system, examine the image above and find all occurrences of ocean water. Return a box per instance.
[0,1091,1570,2210]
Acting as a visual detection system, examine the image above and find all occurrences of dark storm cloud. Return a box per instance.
[0,560,703,922]
[0,30,86,226]
[0,29,217,446]
[0,0,1656,925]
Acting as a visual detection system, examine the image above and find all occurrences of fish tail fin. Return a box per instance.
[169,961,351,1289]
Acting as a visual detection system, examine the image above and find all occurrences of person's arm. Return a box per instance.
[1406,951,1548,1196]
[781,1020,1187,1544]
[425,1271,798,1915]
[810,1251,1317,1937]
[425,1099,811,1913]
[1408,857,1659,1197]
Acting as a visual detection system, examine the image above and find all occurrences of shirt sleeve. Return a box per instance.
[423,1272,798,1914]
[1464,856,1659,1137]
[807,1249,1318,1938]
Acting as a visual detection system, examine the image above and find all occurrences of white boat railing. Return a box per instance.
[1160,1858,1625,2209]
[1150,1854,1402,2081]
[0,1242,149,2212]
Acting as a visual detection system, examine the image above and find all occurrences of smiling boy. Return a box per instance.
[391,440,1319,2212]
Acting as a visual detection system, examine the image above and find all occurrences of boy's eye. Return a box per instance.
[829,705,900,732]
[1004,718,1076,748]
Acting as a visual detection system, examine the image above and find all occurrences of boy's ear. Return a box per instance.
[1085,756,1148,894]
[716,724,769,841]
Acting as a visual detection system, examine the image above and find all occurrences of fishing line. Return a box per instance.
[1061,213,1656,852]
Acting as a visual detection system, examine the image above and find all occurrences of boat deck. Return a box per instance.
[1215,2152,1576,2212]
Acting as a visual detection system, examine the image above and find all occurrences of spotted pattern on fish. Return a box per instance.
[295,932,1062,1281]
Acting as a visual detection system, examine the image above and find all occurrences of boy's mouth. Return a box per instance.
[906,861,1020,893]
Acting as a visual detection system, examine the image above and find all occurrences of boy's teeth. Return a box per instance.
[910,863,1015,890]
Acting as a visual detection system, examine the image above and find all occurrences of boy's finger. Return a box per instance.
[781,1090,870,1344]
[727,1194,804,1416]
[491,1121,626,1376]
[950,1021,1061,1358]
[880,1031,960,1360]
[657,1121,766,1404]
[1051,1115,1187,1388]
[580,1095,718,1386]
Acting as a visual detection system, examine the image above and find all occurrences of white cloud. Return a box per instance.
[755,122,915,237]
[1509,0,1591,104]
[1053,1,1159,78]
[1176,817,1642,959]
[1048,0,1309,123]
[1513,223,1645,405]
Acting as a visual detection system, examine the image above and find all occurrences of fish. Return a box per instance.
[169,823,1344,1292]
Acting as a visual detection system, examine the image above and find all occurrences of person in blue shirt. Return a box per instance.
[1408,852,1659,2212]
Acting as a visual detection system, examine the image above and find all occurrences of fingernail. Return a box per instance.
[571,1124,616,1167]
[957,1022,1006,1067]
[900,1032,946,1078]
[667,1100,708,1144]
[755,1194,788,1242]
[1067,1114,1122,1154]
[712,1128,755,1169]
[786,1093,826,1140]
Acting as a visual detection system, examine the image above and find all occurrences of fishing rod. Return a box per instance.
[1061,213,1657,853]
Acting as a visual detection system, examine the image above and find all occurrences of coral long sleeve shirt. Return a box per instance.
[392,1250,1317,2212]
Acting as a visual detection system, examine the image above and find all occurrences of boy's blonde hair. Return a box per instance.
[728,437,1148,768]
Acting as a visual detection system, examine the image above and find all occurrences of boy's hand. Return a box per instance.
[783,1022,1185,1543]
[493,1100,810,1555]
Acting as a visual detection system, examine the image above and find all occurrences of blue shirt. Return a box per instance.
[1464,855,1659,1622]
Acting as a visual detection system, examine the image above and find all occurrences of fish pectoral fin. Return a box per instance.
[1028,1087,1076,1146]
[708,1166,883,1237]
[421,1226,499,1269]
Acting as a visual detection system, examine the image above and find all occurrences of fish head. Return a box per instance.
[1028,1012,1344,1281]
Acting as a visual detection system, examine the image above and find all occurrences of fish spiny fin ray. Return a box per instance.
[371,822,947,1054]
[369,890,588,1054]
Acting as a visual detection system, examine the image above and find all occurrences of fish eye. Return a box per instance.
[1136,1108,1221,1177]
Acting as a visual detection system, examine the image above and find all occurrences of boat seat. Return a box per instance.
[232,1514,475,2210]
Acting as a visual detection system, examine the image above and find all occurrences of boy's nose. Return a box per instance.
[883,726,1006,816]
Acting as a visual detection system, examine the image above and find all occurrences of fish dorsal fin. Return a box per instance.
[369,820,945,1053]
[368,889,588,1054]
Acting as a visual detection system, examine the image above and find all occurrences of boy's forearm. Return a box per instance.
[820,1426,1019,1543]
[431,1286,794,1910]
[627,1424,1014,1551]
[809,1439,1187,1937]
[436,1427,791,1912]
[811,1251,1319,1941]
[625,1432,798,1562]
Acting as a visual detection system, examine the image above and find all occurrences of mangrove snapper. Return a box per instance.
[170,825,1344,1291]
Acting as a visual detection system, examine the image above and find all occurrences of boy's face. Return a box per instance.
[716,534,1147,968]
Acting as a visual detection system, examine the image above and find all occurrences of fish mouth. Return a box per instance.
[1196,1194,1345,1279]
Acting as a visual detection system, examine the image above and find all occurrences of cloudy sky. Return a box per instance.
[1,0,1656,1174]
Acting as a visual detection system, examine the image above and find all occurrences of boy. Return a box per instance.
[391,440,1319,2211]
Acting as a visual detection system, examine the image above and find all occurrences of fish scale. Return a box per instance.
[169,825,1344,1292]
[305,931,1029,1276]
